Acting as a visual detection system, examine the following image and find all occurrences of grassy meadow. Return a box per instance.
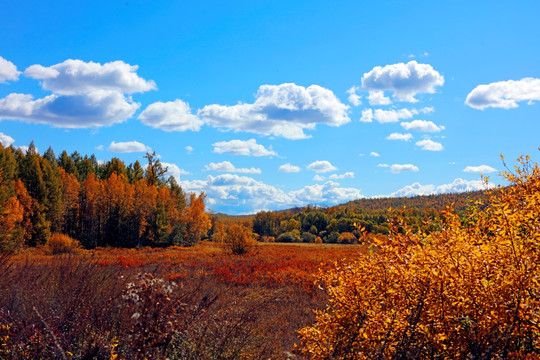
[0,242,365,359]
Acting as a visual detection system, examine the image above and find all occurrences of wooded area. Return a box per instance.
[0,143,210,251]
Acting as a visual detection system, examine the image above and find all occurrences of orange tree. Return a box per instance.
[298,154,540,360]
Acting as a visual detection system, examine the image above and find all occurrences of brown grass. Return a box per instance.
[0,242,366,359]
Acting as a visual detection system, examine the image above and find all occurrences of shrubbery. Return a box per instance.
[223,224,255,255]
[298,155,540,359]
[47,233,81,254]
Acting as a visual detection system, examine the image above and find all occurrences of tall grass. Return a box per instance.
[0,242,354,358]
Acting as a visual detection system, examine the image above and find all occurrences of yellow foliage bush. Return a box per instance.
[224,224,256,255]
[298,154,540,359]
[47,233,81,254]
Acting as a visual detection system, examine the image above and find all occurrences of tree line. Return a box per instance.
[0,142,211,251]
[249,190,486,244]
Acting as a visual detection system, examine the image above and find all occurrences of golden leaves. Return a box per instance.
[298,154,540,359]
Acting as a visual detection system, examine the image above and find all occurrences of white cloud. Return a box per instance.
[313,174,325,181]
[307,160,338,173]
[0,56,20,83]
[370,151,380,157]
[421,106,435,114]
[389,164,419,173]
[390,178,494,197]
[373,108,415,123]
[199,83,350,140]
[368,90,392,105]
[181,174,292,212]
[377,163,389,168]
[346,86,362,106]
[361,107,436,124]
[24,59,156,95]
[205,161,261,174]
[107,140,150,153]
[463,165,497,174]
[290,181,364,204]
[361,60,444,102]
[180,175,365,214]
[329,172,354,179]
[0,91,139,128]
[162,162,190,182]
[212,139,277,157]
[401,120,445,132]
[389,183,434,197]
[416,139,443,151]
[95,145,104,151]
[0,59,156,128]
[185,146,193,154]
[279,163,301,173]
[360,108,373,123]
[138,99,202,132]
[386,132,413,141]
[0,132,15,147]
[465,78,540,110]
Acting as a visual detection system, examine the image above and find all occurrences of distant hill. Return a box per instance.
[338,189,491,213]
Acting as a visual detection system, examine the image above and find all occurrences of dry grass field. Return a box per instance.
[0,242,366,359]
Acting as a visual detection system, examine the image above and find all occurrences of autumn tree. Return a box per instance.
[0,173,23,251]
[181,193,211,246]
[144,152,168,186]
[298,154,540,359]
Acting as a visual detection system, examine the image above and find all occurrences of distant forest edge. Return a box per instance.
[1,142,489,251]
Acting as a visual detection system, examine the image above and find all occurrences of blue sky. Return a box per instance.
[1,0,539,214]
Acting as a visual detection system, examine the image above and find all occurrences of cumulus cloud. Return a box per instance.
[138,99,202,132]
[290,181,364,204]
[383,164,420,173]
[199,83,350,140]
[360,108,373,123]
[107,140,150,153]
[329,172,354,179]
[416,139,443,151]
[205,161,261,174]
[370,151,380,157]
[346,86,362,106]
[0,56,20,83]
[181,174,292,213]
[390,178,494,197]
[162,162,190,182]
[0,59,156,128]
[0,91,139,128]
[361,107,434,124]
[386,132,413,141]
[180,174,365,214]
[307,160,338,173]
[0,132,15,147]
[368,90,392,105]
[361,60,444,102]
[279,163,301,173]
[24,59,156,95]
[465,78,540,110]
[313,174,326,181]
[185,146,193,154]
[463,165,497,174]
[212,139,277,157]
[401,120,445,132]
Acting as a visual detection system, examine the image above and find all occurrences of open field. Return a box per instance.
[0,242,365,359]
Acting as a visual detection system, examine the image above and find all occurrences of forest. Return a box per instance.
[0,142,210,251]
